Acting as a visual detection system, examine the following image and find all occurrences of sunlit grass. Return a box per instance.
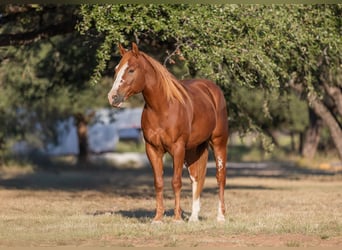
[0,167,341,247]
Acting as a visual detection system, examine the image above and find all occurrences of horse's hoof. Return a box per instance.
[173,219,184,224]
[217,215,226,223]
[188,216,199,223]
[151,219,163,225]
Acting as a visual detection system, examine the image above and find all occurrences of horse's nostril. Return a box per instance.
[111,94,124,106]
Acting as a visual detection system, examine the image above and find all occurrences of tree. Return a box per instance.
[79,4,342,159]
[0,5,77,46]
[282,6,342,159]
[300,108,323,158]
[231,87,308,150]
[0,5,108,164]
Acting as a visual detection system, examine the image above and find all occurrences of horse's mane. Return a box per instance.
[140,52,191,106]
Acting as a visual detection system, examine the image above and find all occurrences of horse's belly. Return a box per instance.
[186,112,216,149]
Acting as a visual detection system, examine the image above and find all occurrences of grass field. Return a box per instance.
[0,161,341,247]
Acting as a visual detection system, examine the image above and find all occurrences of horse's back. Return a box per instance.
[182,79,227,114]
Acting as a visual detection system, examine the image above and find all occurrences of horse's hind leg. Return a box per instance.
[185,143,208,222]
[210,133,228,222]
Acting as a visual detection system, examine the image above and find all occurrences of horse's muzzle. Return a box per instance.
[110,94,125,108]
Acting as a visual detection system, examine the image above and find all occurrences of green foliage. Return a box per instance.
[0,28,107,151]
[232,87,308,132]
[1,4,341,159]
[78,5,340,87]
[78,4,341,135]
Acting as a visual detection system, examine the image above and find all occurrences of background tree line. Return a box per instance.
[0,4,341,164]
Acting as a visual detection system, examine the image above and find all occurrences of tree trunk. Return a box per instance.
[74,113,89,165]
[0,137,5,165]
[289,77,342,160]
[301,108,323,159]
[322,81,342,117]
[309,95,342,160]
[264,128,279,147]
[290,132,296,152]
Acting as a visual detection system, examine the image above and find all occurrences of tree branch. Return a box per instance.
[0,5,42,24]
[287,74,304,94]
[163,43,182,66]
[0,18,77,47]
[322,81,342,117]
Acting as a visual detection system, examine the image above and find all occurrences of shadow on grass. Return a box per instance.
[1,154,341,223]
[116,209,176,222]
[0,153,340,194]
[114,209,205,223]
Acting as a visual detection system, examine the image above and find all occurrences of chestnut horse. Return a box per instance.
[108,43,228,223]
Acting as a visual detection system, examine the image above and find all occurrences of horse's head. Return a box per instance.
[108,43,145,108]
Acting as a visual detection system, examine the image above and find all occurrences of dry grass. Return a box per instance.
[0,163,341,247]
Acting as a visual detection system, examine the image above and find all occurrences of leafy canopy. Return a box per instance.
[78,4,341,134]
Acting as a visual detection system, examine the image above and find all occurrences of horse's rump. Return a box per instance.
[179,79,227,149]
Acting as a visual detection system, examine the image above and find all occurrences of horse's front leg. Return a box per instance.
[146,143,165,223]
[170,141,186,222]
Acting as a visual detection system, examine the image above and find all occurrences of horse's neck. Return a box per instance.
[142,81,168,113]
[142,69,170,113]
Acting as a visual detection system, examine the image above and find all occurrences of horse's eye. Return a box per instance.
[128,69,135,74]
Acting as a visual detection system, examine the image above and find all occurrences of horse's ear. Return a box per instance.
[118,44,126,56]
[132,42,140,57]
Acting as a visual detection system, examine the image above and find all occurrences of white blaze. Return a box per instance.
[189,175,200,222]
[110,63,128,93]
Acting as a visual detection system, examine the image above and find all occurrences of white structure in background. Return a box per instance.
[87,122,119,154]
[45,107,143,156]
[45,117,79,155]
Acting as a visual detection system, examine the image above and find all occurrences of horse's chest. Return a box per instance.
[143,127,168,148]
[141,111,186,150]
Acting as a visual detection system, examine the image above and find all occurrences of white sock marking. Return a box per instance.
[217,200,225,222]
[189,175,200,222]
[217,156,224,171]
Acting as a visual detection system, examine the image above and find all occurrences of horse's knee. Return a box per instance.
[154,177,163,193]
[172,177,182,191]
